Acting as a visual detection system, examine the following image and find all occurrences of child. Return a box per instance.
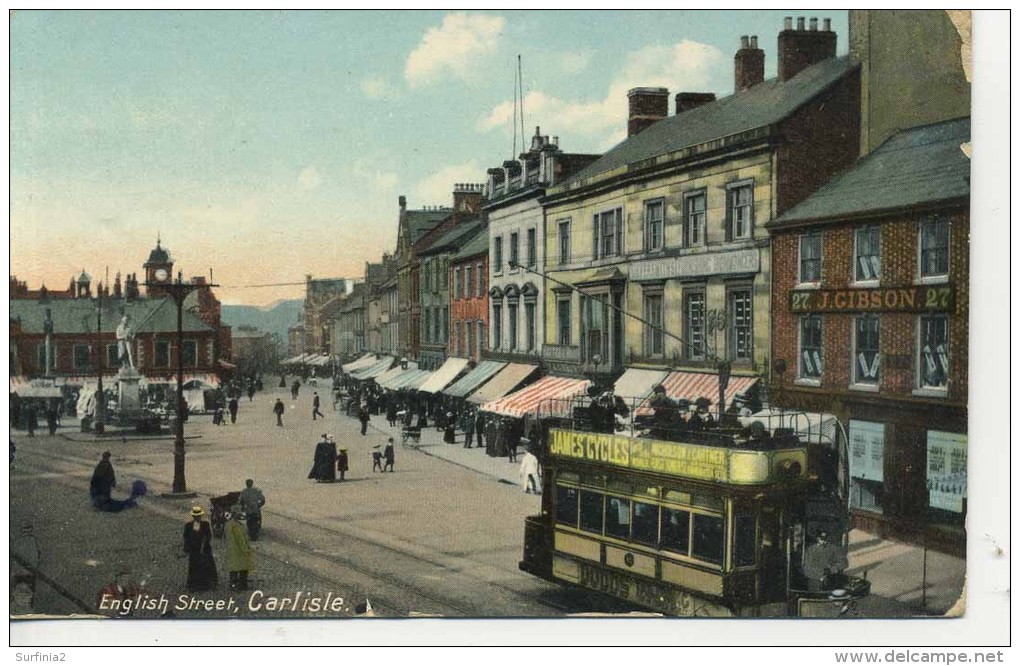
[372,449,383,473]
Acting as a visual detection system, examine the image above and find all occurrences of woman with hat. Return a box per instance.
[336,446,349,481]
[183,506,218,592]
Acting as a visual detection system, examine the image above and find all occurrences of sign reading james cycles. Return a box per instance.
[789,285,954,314]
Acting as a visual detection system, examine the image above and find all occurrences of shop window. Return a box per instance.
[855,226,881,283]
[918,315,949,390]
[919,215,950,280]
[733,512,757,567]
[557,296,571,346]
[729,288,753,362]
[579,490,603,534]
[799,232,822,284]
[631,501,659,546]
[849,420,885,514]
[926,431,967,521]
[155,340,171,368]
[73,344,91,371]
[799,315,823,380]
[660,508,691,555]
[684,290,706,360]
[605,496,631,540]
[684,190,706,247]
[555,485,579,527]
[644,199,664,252]
[727,180,754,240]
[853,315,880,385]
[691,513,725,565]
[644,291,664,357]
[558,219,571,265]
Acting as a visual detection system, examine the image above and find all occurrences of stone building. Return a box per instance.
[300,275,352,354]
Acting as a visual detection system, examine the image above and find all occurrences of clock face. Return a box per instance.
[154,268,169,282]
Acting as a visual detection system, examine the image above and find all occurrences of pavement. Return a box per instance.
[9,385,965,621]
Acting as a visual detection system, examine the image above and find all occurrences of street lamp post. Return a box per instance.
[148,273,218,494]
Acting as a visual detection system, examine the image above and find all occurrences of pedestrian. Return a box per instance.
[228,397,239,424]
[519,443,541,494]
[212,406,225,426]
[312,392,324,421]
[247,384,256,402]
[358,404,370,436]
[462,410,475,449]
[308,434,336,483]
[474,411,485,448]
[507,423,519,463]
[90,451,116,509]
[25,404,37,438]
[371,448,383,473]
[46,405,58,436]
[225,508,254,592]
[291,380,301,400]
[273,398,285,427]
[386,400,398,428]
[182,506,218,592]
[238,479,265,541]
[336,447,349,481]
[383,438,395,472]
[443,411,456,444]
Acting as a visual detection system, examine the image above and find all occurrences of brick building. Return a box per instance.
[768,117,970,554]
[448,225,489,362]
[394,198,453,360]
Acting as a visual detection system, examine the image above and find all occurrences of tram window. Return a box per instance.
[691,493,724,512]
[691,513,725,565]
[632,501,659,546]
[664,490,691,505]
[581,473,606,488]
[605,496,631,539]
[556,485,579,528]
[558,471,579,484]
[733,512,757,567]
[660,508,691,555]
[579,490,604,534]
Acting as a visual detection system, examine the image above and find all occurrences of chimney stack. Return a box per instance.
[675,92,716,114]
[452,183,485,213]
[734,34,765,92]
[626,87,669,137]
[398,195,407,211]
[778,16,837,81]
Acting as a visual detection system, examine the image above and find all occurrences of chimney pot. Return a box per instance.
[809,17,818,31]
[778,15,838,80]
[823,18,831,31]
[552,136,559,146]
[784,16,793,30]
[797,17,805,30]
[740,35,749,48]
[750,35,758,48]
[734,32,765,92]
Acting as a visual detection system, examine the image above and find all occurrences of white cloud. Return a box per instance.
[297,166,323,191]
[413,160,484,205]
[405,13,505,87]
[360,75,392,100]
[477,40,726,150]
[558,50,593,75]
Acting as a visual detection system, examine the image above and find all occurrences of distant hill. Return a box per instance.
[222,299,303,345]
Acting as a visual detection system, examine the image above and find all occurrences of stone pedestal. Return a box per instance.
[115,366,143,426]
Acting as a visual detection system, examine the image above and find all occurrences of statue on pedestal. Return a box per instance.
[116,315,135,371]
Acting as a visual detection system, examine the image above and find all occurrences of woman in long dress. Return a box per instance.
[183,506,218,592]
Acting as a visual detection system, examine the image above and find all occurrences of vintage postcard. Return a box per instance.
[7,8,1010,650]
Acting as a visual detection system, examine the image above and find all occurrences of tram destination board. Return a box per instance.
[549,428,729,481]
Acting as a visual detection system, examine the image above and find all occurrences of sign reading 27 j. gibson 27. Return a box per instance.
[790,285,954,314]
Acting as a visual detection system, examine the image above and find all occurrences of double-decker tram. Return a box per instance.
[520,394,870,617]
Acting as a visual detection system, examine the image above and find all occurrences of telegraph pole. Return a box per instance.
[95,290,106,434]
[147,272,218,493]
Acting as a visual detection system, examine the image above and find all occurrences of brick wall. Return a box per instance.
[449,254,488,361]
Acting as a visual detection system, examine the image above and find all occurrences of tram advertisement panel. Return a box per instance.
[549,428,729,481]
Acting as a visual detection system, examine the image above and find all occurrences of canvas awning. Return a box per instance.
[342,353,376,373]
[349,356,394,380]
[613,368,669,403]
[417,357,470,394]
[309,354,333,367]
[10,384,63,398]
[441,360,507,398]
[466,363,538,405]
[481,375,591,419]
[383,368,432,391]
[375,362,418,388]
[634,371,759,417]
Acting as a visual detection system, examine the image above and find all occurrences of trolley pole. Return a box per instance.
[149,273,218,494]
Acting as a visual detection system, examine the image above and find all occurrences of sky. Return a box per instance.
[10,9,848,306]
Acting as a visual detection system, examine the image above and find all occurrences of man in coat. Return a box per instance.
[462,409,475,449]
[228,397,239,424]
[273,398,285,427]
[312,392,324,421]
[238,479,265,541]
[358,405,371,436]
[336,447,350,481]
[519,443,541,494]
[90,451,116,509]
[225,509,254,591]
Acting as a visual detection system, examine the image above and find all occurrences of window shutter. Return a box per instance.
[592,215,599,259]
[724,189,733,242]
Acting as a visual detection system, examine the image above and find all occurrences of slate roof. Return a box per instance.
[770,117,971,227]
[418,220,484,257]
[452,224,489,261]
[9,297,214,335]
[407,209,452,244]
[555,55,857,191]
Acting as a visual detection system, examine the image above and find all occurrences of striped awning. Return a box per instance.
[383,368,432,391]
[634,371,759,416]
[342,353,375,372]
[375,362,418,388]
[418,357,470,394]
[481,375,591,419]
[349,356,394,380]
[467,363,538,405]
[441,360,507,398]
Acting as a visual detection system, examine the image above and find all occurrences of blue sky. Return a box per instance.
[10,10,847,305]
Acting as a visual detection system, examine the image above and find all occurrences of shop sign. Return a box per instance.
[790,285,954,314]
[926,431,967,513]
[849,420,884,483]
[630,248,759,282]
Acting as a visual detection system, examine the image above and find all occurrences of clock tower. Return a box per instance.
[143,237,174,297]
